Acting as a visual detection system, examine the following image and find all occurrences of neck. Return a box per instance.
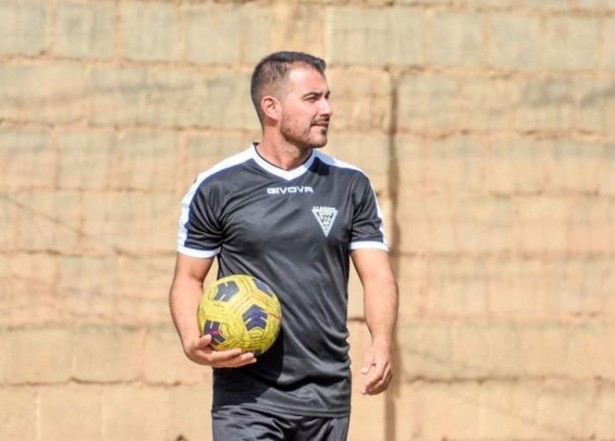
[255,138,313,171]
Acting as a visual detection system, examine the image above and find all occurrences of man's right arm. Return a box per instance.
[168,253,257,368]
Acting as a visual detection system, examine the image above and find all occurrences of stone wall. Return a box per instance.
[1,0,615,440]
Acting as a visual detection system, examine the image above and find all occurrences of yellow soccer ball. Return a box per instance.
[197,274,282,356]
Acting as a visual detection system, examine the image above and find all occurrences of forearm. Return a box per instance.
[363,273,398,350]
[169,273,205,347]
[169,254,214,344]
[358,258,399,395]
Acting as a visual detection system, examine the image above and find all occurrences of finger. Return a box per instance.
[224,352,257,368]
[363,377,385,395]
[196,334,213,347]
[189,345,241,366]
[208,347,244,361]
[361,368,381,394]
[362,362,390,394]
[366,362,383,381]
[208,349,257,368]
[364,368,393,395]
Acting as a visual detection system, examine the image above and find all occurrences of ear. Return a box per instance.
[261,95,281,121]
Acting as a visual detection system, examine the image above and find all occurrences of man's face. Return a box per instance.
[277,66,333,149]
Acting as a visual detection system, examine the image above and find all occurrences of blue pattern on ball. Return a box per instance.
[204,320,226,344]
[213,281,240,302]
[242,304,268,331]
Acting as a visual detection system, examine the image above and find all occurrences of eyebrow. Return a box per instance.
[302,90,331,99]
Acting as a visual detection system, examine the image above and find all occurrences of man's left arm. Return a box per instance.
[351,248,399,396]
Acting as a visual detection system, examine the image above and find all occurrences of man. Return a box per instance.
[169,51,398,441]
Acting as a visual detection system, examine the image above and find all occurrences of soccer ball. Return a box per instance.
[197,274,282,356]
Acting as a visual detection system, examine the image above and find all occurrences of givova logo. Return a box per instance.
[267,186,314,195]
[312,206,338,237]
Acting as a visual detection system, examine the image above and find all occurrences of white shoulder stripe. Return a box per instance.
[314,150,365,174]
[192,147,254,187]
[178,146,253,249]
[181,145,253,214]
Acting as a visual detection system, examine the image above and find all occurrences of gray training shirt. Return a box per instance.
[177,144,388,417]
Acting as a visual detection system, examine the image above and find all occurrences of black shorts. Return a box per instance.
[212,406,350,441]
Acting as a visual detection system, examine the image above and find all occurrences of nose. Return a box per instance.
[320,98,333,117]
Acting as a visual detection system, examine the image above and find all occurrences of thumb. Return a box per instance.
[196,333,212,348]
[361,353,374,374]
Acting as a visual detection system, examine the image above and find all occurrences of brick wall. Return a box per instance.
[1,0,614,440]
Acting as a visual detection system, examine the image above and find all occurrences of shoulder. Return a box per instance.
[313,150,373,190]
[181,146,253,206]
[314,150,368,178]
[193,147,254,188]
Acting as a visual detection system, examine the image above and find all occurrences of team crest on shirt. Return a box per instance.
[312,206,338,237]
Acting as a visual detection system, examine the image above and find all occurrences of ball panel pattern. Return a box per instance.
[197,274,282,356]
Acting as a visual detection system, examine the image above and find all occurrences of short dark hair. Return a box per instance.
[250,51,327,123]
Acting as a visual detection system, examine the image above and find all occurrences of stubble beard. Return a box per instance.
[280,122,328,150]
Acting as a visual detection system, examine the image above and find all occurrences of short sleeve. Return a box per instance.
[177,178,224,258]
[349,173,388,251]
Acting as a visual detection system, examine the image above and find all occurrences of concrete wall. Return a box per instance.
[1,0,615,440]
